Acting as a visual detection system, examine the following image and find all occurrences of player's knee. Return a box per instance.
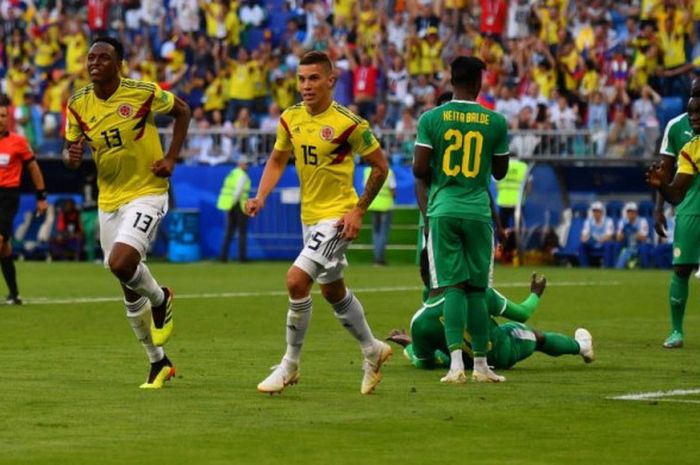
[286,270,312,299]
[108,254,138,282]
[674,265,694,279]
[320,284,346,303]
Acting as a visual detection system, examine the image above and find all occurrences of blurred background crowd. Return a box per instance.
[1,0,699,163]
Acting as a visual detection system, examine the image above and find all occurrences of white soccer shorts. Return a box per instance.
[99,193,168,267]
[293,219,350,284]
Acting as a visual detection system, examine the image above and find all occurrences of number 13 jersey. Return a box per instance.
[66,78,175,212]
[415,100,509,222]
[274,101,380,225]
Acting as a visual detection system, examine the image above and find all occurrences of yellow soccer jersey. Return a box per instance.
[678,137,700,176]
[65,78,175,212]
[273,102,381,224]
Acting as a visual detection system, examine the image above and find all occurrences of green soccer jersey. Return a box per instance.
[660,113,700,215]
[415,100,509,222]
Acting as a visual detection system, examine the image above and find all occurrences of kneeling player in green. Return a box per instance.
[387,268,595,370]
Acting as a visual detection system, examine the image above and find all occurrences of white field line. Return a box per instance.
[608,388,700,404]
[23,280,621,306]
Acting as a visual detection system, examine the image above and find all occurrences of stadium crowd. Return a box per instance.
[1,0,699,161]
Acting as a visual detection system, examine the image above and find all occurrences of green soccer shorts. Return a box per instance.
[426,216,493,289]
[673,215,700,266]
[488,322,537,369]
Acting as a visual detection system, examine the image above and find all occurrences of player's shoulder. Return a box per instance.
[280,102,304,121]
[68,84,95,106]
[120,78,159,94]
[681,135,700,153]
[330,102,365,125]
[665,112,689,130]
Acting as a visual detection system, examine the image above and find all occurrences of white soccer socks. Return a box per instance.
[125,297,164,363]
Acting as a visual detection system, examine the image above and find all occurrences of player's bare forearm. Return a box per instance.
[63,137,85,170]
[657,182,687,206]
[415,177,429,217]
[164,97,192,163]
[256,149,291,203]
[357,149,388,212]
[27,160,46,192]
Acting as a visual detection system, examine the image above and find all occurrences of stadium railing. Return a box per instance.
[152,127,616,163]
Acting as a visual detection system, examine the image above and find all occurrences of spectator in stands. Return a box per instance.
[607,108,640,158]
[189,107,218,165]
[50,198,83,261]
[587,90,609,156]
[632,85,662,158]
[509,106,540,157]
[615,202,650,269]
[240,0,267,28]
[345,43,381,120]
[385,55,409,129]
[578,201,615,267]
[495,85,521,122]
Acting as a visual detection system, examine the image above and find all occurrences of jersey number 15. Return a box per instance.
[442,129,483,178]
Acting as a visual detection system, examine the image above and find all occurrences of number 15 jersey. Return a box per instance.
[415,100,509,222]
[66,78,175,212]
[274,101,380,224]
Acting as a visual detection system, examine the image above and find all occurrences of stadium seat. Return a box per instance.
[242,27,266,52]
[638,200,655,217]
[553,216,584,266]
[13,207,55,261]
[571,202,589,218]
[606,200,624,220]
[656,97,684,130]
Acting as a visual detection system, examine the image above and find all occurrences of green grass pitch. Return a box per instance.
[1,262,699,464]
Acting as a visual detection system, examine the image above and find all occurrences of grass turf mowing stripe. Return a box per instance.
[23,280,621,306]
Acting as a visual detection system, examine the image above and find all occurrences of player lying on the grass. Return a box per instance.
[386,254,595,370]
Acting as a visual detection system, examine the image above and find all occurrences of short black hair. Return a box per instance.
[299,51,333,74]
[0,94,9,108]
[691,79,700,98]
[451,56,485,89]
[91,36,125,61]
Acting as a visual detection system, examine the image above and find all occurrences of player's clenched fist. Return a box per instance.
[63,136,85,170]
[645,162,664,188]
[246,198,264,217]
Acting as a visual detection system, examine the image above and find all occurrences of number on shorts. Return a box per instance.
[307,231,326,251]
[133,212,155,233]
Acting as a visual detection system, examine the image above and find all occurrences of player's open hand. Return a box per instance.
[245,198,264,217]
[653,209,667,238]
[151,158,175,178]
[63,136,85,169]
[530,272,547,297]
[646,162,664,189]
[336,207,363,240]
[385,329,411,348]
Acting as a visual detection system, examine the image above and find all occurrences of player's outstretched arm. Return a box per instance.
[646,162,693,206]
[338,148,388,240]
[246,148,291,217]
[152,96,191,178]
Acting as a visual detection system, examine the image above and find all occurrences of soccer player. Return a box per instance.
[63,37,191,388]
[648,79,700,348]
[413,56,509,383]
[246,51,393,395]
[386,255,595,370]
[0,94,48,305]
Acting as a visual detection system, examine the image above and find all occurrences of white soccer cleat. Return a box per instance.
[472,367,506,383]
[257,359,300,394]
[361,340,393,394]
[575,328,595,363]
[440,369,467,384]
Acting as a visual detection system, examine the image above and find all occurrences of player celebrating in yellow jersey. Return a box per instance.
[247,51,393,395]
[63,37,191,389]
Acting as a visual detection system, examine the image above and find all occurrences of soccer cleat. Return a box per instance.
[663,331,684,349]
[472,367,506,383]
[440,369,467,384]
[5,295,22,305]
[575,328,595,363]
[151,287,174,346]
[361,340,393,394]
[139,356,176,389]
[257,359,300,394]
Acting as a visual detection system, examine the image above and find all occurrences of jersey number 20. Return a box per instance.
[442,129,483,178]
